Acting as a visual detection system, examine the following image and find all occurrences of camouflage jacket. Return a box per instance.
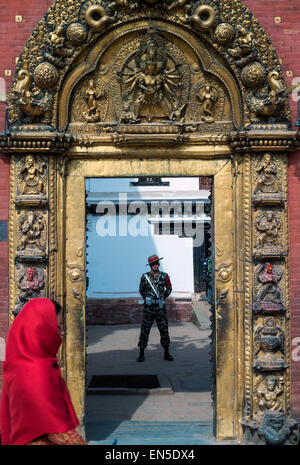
[139,271,172,301]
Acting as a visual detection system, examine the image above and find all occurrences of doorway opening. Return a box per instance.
[84,176,214,445]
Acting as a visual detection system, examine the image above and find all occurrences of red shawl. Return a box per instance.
[0,298,79,445]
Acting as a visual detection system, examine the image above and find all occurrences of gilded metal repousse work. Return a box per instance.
[1,0,300,444]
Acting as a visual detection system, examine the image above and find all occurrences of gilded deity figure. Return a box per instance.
[198,85,218,122]
[131,57,171,121]
[48,25,73,58]
[83,80,102,122]
[20,155,46,195]
[19,211,45,253]
[228,26,256,67]
[256,376,284,414]
[120,29,182,121]
[255,153,280,194]
[120,101,141,124]
[255,210,281,249]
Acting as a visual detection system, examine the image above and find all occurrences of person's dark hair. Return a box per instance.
[52,300,62,315]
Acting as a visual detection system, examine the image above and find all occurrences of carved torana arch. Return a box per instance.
[1,0,300,445]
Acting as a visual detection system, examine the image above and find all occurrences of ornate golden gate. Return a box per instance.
[1,0,299,443]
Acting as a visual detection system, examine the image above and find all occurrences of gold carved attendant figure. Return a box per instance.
[198,84,218,122]
[255,153,280,194]
[20,155,46,195]
[83,80,103,122]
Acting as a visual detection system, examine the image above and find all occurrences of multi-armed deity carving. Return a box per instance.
[117,27,184,123]
[17,211,47,259]
[6,0,293,129]
[254,210,283,258]
[20,155,46,195]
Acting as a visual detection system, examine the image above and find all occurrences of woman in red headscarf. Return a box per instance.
[0,298,87,445]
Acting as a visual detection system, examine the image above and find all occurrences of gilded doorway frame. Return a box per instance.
[64,153,236,440]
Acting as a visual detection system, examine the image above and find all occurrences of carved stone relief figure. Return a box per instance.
[17,211,46,257]
[254,316,285,371]
[19,155,47,196]
[254,375,284,417]
[254,263,285,313]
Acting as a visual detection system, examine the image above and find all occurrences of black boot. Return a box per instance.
[137,348,145,362]
[164,347,174,361]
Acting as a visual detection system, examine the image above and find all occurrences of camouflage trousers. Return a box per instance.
[138,304,170,349]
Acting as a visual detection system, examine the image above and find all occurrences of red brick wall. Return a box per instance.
[86,298,192,325]
[1,0,300,418]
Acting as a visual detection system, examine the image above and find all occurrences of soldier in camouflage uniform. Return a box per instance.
[137,255,173,362]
